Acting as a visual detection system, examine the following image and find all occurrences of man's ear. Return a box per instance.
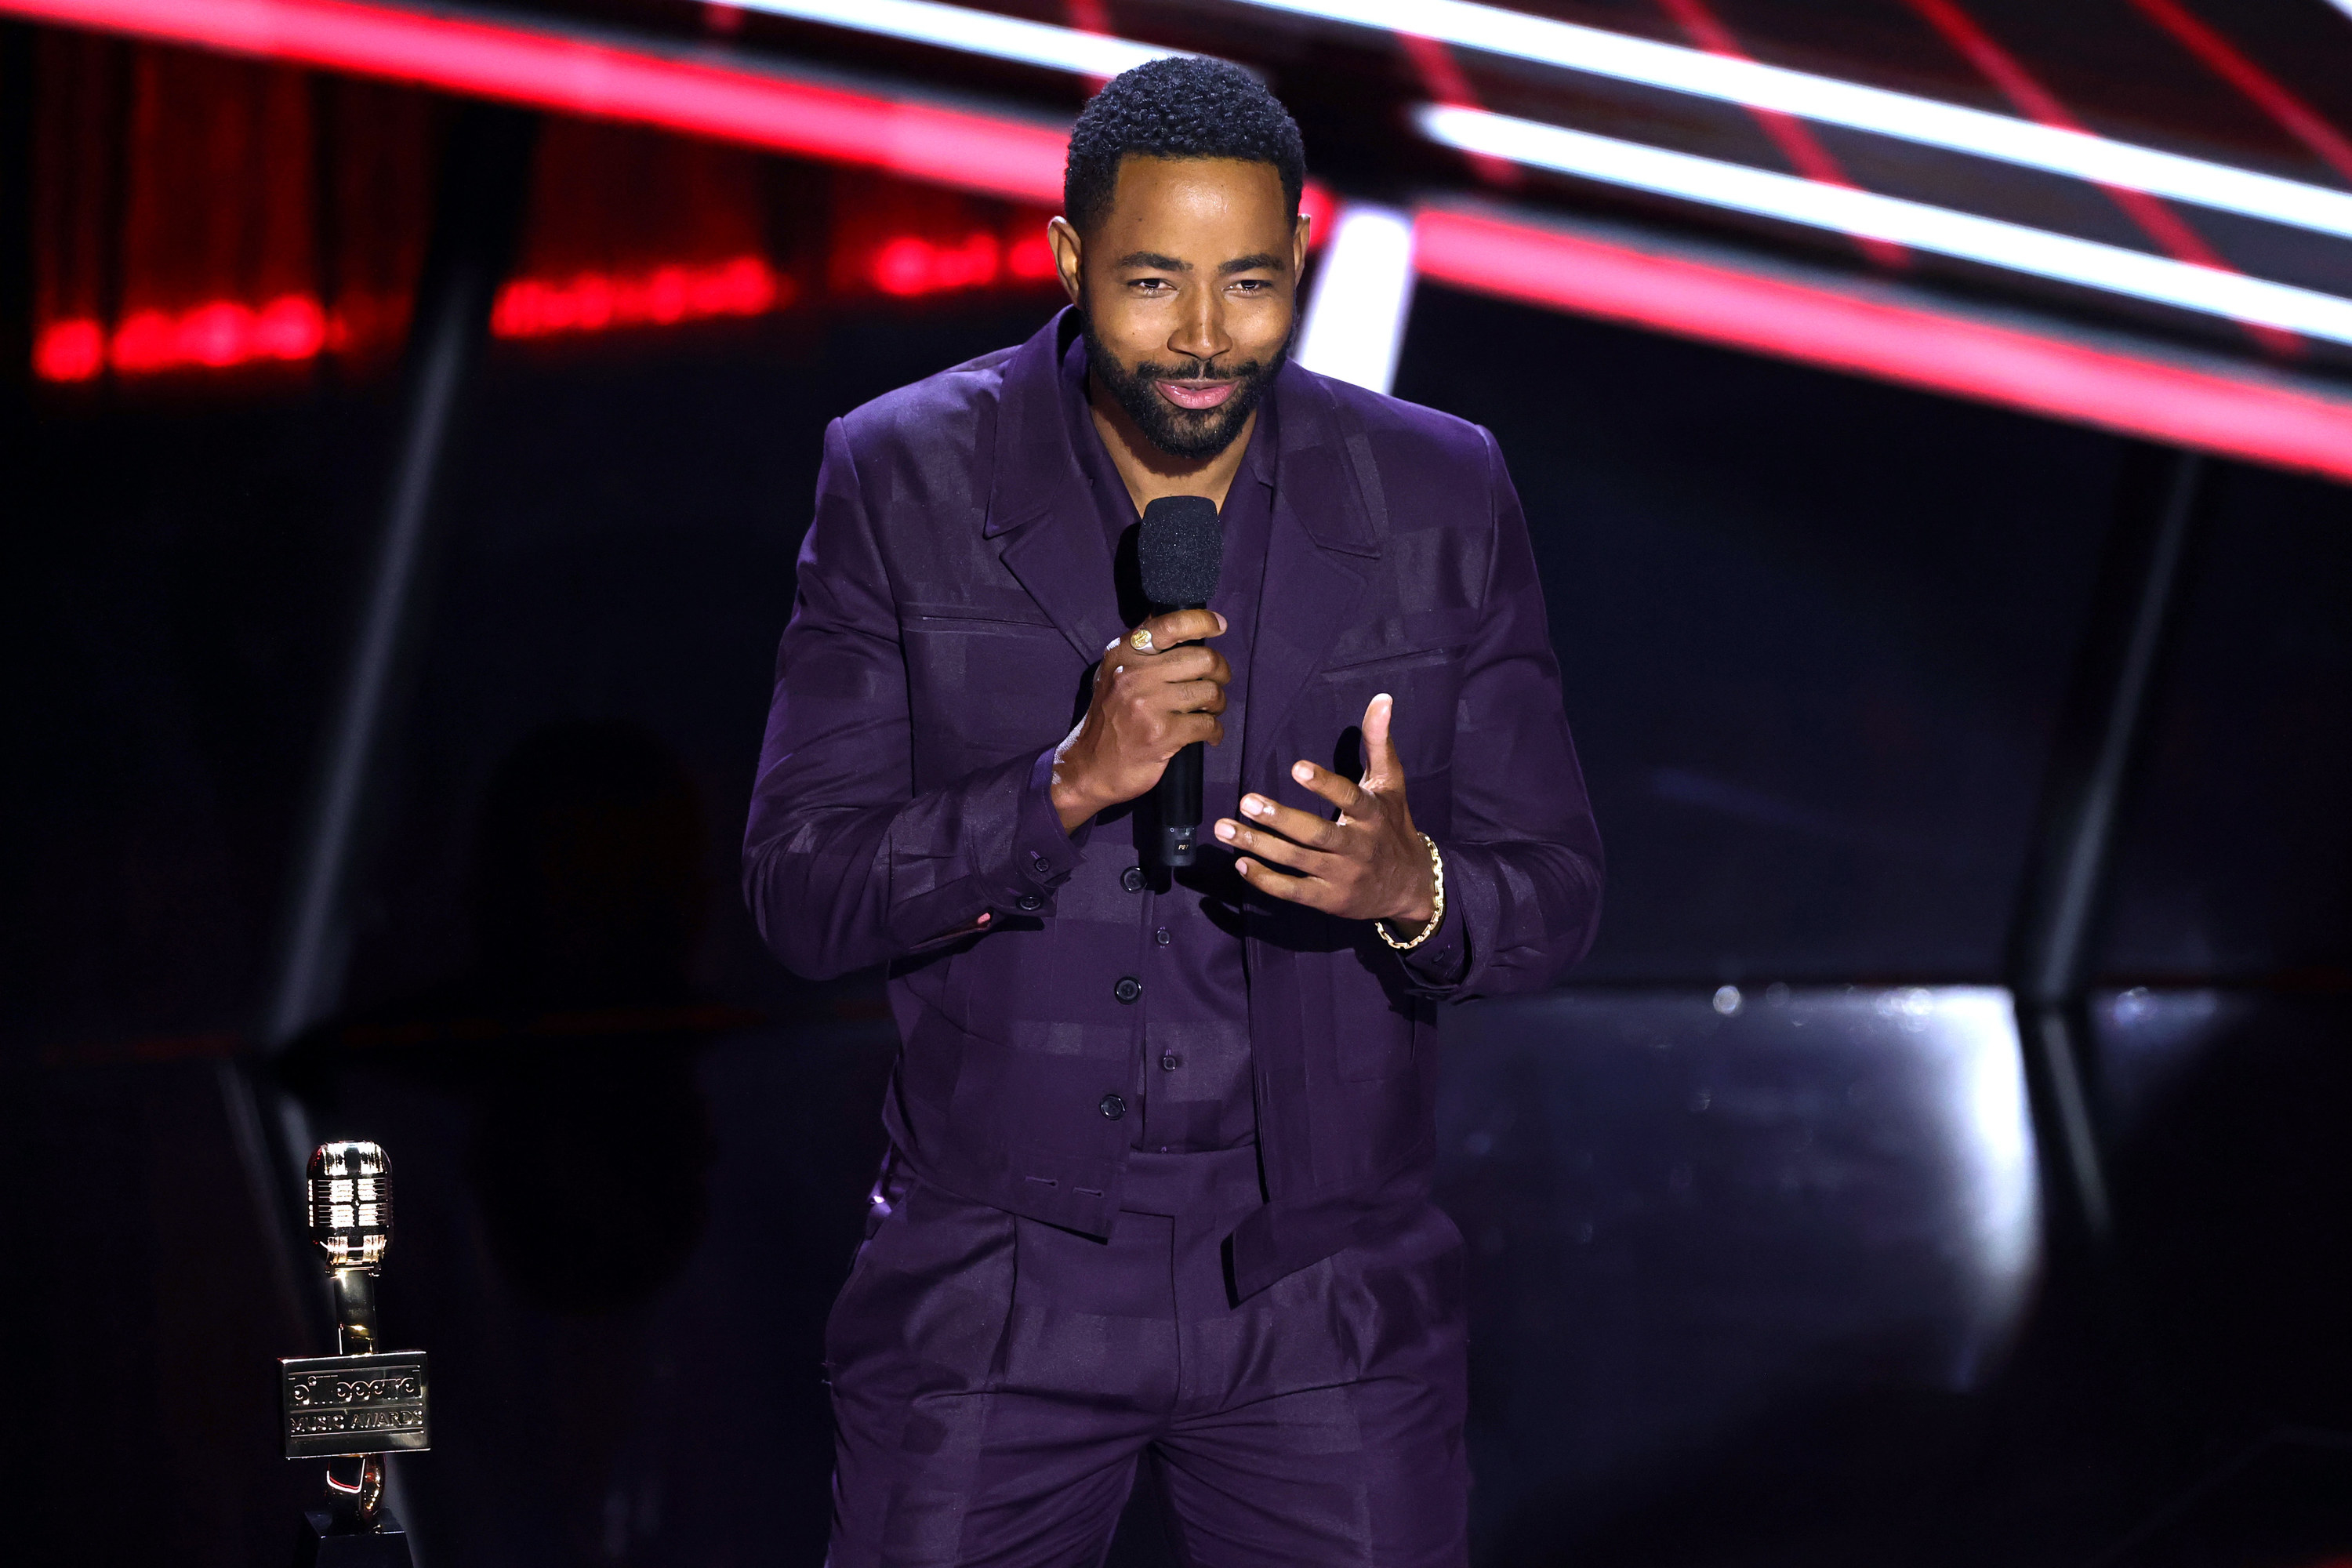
[1048,217,1084,307]
[1293,210,1311,280]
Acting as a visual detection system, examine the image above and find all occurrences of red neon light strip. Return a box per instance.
[0,0,1339,234]
[0,0,1073,204]
[869,230,1062,296]
[1412,206,2352,485]
[2123,0,2352,188]
[1903,0,2296,358]
[19,0,2352,484]
[36,295,327,379]
[1655,0,1907,272]
[492,255,788,338]
[32,238,1062,376]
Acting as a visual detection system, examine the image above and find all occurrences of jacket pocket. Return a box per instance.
[1312,652,1465,781]
[903,620,1087,764]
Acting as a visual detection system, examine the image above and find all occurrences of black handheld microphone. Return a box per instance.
[1137,495,1225,869]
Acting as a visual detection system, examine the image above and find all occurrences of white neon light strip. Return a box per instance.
[1240,0,2352,244]
[1295,204,1417,394]
[1420,104,2352,348]
[723,0,1184,78]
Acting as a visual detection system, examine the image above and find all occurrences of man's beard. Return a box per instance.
[1081,311,1288,462]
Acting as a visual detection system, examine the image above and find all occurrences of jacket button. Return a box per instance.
[1029,852,1053,875]
[1099,1093,1126,1120]
[1153,927,1172,946]
[1160,1053,1181,1072]
[1121,866,1146,893]
[1112,976,1142,1004]
[1015,892,1044,912]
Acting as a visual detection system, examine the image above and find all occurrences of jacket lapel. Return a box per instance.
[1241,361,1383,791]
[985,310,1126,662]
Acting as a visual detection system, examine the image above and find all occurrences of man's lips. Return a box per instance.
[1156,379,1236,412]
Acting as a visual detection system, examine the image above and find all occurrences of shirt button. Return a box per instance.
[1160,1053,1181,1072]
[1099,1093,1126,1120]
[1112,976,1143,1004]
[1154,927,1172,946]
[1121,866,1146,894]
[1015,893,1044,913]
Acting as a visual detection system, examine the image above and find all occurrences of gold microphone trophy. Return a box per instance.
[280,1142,430,1566]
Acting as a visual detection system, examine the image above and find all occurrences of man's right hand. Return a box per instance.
[1050,609,1232,833]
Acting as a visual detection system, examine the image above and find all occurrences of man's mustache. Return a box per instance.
[1135,359,1265,383]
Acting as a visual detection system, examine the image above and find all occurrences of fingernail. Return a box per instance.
[1241,797,1263,816]
[1293,761,1313,782]
[1214,614,1228,632]
[1375,692,1392,707]
[1215,820,1236,841]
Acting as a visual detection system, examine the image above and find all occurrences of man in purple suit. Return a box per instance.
[746,56,1602,1568]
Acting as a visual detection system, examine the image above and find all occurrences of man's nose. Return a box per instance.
[1169,288,1231,367]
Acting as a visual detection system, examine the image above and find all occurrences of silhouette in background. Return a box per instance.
[281,718,727,1566]
[455,718,717,1313]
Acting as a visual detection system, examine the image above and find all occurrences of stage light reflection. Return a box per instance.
[1915,987,2040,1352]
[1417,104,2352,350]
[1247,0,2352,244]
[1408,207,2352,485]
[723,0,1187,78]
[1295,203,1416,394]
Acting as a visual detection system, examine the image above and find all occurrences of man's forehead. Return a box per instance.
[1101,156,1290,237]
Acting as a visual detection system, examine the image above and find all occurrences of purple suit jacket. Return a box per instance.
[746,310,1602,1298]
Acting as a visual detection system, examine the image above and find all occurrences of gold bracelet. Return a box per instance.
[1376,833,1445,952]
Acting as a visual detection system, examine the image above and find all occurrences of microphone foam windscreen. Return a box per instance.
[1138,495,1224,608]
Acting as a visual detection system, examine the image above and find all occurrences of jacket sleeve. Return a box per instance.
[1394,426,1604,999]
[742,417,1083,980]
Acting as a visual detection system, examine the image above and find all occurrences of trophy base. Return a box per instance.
[292,1508,414,1568]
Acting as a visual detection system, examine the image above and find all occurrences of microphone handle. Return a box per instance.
[1153,600,1207,868]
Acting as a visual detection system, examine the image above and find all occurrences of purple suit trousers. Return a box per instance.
[824,1152,1469,1567]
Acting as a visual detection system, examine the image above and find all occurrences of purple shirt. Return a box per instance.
[1055,339,1468,1155]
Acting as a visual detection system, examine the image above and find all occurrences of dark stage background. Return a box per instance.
[6,6,2352,1566]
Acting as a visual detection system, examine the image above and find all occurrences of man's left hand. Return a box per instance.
[1214,693,1437,930]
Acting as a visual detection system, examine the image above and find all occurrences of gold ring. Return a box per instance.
[1128,628,1156,653]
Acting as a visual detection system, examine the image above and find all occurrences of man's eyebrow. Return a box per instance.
[1113,251,1191,271]
[1218,252,1287,275]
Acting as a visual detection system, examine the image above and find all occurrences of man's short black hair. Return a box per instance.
[1063,56,1307,236]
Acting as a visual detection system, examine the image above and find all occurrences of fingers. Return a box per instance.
[1162,678,1229,716]
[1289,758,1366,817]
[1234,792,1345,850]
[1232,855,1334,909]
[1214,814,1335,873]
[1134,608,1226,652]
[1107,644,1228,685]
[1168,712,1225,752]
[1360,692,1403,788]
